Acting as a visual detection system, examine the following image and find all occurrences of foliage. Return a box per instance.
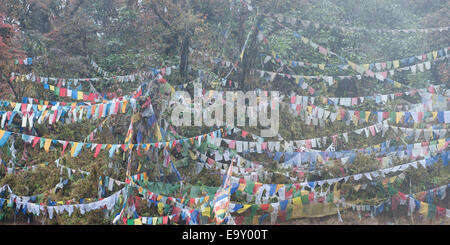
[0,0,448,225]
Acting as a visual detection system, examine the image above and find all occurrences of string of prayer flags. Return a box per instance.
[226,150,448,203]
[0,99,132,129]
[272,13,450,34]
[0,184,125,219]
[6,56,39,66]
[287,98,450,126]
[287,85,440,108]
[264,18,449,87]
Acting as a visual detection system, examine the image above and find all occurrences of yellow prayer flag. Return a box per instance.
[396,112,402,124]
[134,218,142,225]
[154,124,162,142]
[363,64,370,70]
[437,139,445,150]
[157,202,164,215]
[292,197,303,218]
[202,206,211,217]
[301,37,309,44]
[44,138,52,153]
[318,64,325,70]
[432,112,437,120]
[365,111,371,122]
[393,60,400,68]
[432,51,438,59]
[237,204,252,214]
[77,91,83,100]
[49,85,55,91]
[292,197,302,207]
[419,202,428,216]
[122,101,128,113]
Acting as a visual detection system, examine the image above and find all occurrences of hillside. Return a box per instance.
[0,0,449,226]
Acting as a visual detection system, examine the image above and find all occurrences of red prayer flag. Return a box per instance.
[94,144,102,158]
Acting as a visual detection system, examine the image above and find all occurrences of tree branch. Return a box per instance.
[150,2,173,30]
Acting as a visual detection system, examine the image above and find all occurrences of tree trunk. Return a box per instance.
[180,35,190,81]
[240,15,265,90]
[1,72,19,101]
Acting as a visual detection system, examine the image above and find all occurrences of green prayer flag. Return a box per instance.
[164,203,170,214]
[428,204,436,219]
[301,194,310,205]
[244,215,253,225]
[251,205,258,217]
[387,183,397,195]
[326,193,333,203]
[286,204,293,221]
[360,111,366,120]
[390,112,396,122]
[235,190,242,198]
[386,61,392,69]
[190,186,200,198]
[245,181,255,194]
